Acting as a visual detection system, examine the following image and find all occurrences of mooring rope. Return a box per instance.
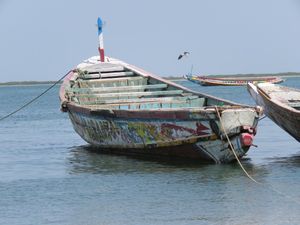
[259,115,267,121]
[214,106,260,183]
[215,106,300,205]
[0,70,72,122]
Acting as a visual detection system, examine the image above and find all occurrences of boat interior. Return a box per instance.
[65,63,226,110]
[260,84,300,110]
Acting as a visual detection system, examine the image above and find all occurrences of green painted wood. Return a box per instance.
[99,71,135,78]
[79,63,125,73]
[77,76,147,88]
[78,74,100,79]
[78,71,135,80]
[68,84,168,94]
[88,98,205,110]
[78,76,145,83]
[79,96,202,105]
[288,102,300,108]
[73,90,184,99]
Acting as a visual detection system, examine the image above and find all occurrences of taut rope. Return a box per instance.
[214,106,260,183]
[0,70,71,122]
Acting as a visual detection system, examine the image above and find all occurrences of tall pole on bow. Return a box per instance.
[97,17,105,62]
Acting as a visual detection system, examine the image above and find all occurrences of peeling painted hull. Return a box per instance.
[67,103,258,163]
[60,56,261,163]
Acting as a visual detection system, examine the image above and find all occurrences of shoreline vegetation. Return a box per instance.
[1,72,300,86]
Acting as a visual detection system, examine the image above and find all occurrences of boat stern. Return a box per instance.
[200,106,262,163]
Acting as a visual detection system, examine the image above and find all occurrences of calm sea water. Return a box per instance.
[0,78,300,225]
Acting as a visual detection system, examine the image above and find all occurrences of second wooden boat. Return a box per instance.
[247,82,300,142]
[185,75,283,86]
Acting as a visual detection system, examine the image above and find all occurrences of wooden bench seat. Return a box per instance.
[67,84,168,94]
[79,64,125,73]
[76,76,147,88]
[88,97,205,110]
[73,90,184,101]
[78,71,135,80]
[82,96,200,105]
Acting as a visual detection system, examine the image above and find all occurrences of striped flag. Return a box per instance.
[97,17,105,62]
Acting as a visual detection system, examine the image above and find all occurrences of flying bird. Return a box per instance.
[178,51,190,60]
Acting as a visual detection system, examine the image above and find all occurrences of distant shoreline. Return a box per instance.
[1,72,300,86]
[0,81,62,87]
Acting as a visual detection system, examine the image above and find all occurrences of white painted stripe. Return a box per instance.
[98,33,104,49]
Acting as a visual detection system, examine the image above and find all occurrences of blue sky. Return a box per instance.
[0,0,300,82]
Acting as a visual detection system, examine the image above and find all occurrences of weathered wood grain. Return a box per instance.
[72,90,184,100]
[80,63,125,73]
[81,96,201,105]
[67,84,168,94]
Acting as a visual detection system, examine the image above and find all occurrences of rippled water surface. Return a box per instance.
[0,78,299,225]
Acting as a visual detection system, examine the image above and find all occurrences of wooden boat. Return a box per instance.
[248,83,300,142]
[185,75,283,86]
[59,18,263,163]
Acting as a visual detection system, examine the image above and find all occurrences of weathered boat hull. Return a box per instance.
[66,98,259,163]
[185,75,283,86]
[247,83,300,142]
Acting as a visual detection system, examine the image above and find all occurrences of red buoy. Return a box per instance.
[240,133,253,147]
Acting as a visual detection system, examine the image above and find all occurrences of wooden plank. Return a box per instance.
[67,84,168,94]
[78,76,145,84]
[73,90,184,99]
[98,71,135,78]
[78,74,100,80]
[288,102,300,108]
[92,100,189,108]
[77,76,147,88]
[80,63,125,73]
[79,96,201,105]
[78,71,135,80]
[89,98,204,110]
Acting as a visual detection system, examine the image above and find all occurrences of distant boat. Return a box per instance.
[185,75,284,86]
[248,83,300,142]
[59,17,263,163]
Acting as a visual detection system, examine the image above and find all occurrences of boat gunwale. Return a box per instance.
[256,84,300,114]
[65,99,258,120]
